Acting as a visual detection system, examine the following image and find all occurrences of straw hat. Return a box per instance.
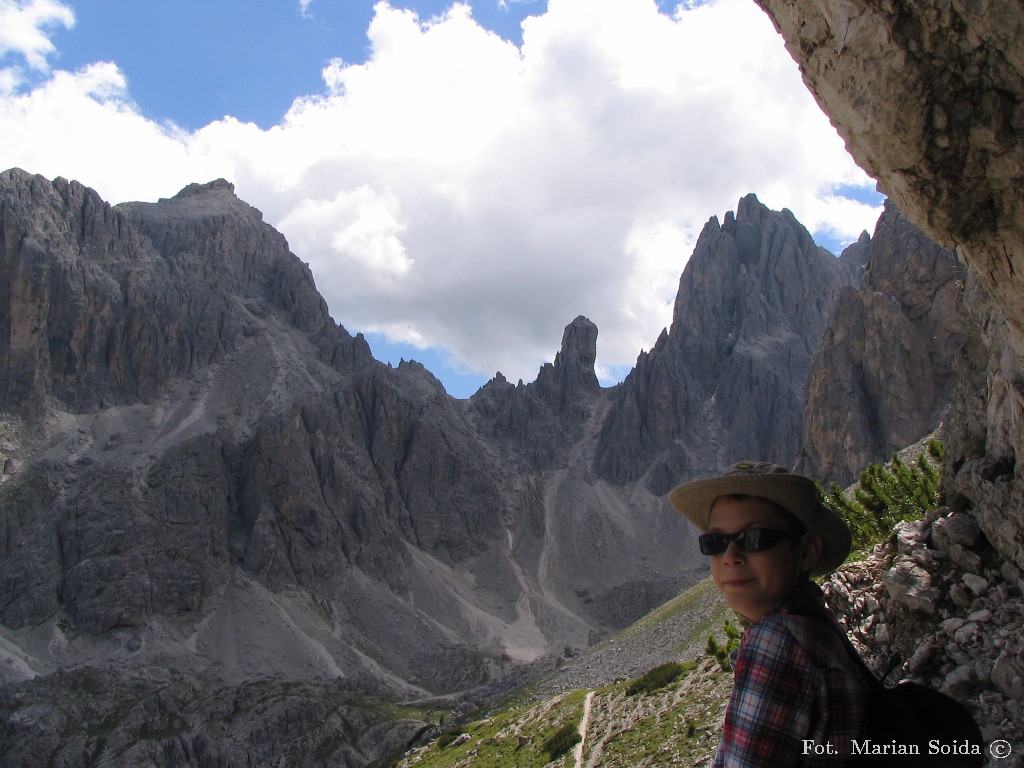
[668,461,851,575]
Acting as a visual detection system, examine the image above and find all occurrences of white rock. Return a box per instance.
[990,653,1024,700]
[953,621,978,644]
[947,664,975,686]
[967,608,993,623]
[948,543,983,574]
[931,513,981,550]
[895,519,928,553]
[882,558,941,614]
[874,623,893,643]
[941,617,966,636]
[911,548,935,566]
[963,573,989,595]
[949,583,973,608]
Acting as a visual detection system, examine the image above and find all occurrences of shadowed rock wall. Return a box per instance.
[798,202,966,485]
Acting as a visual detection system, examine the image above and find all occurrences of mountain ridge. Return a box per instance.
[0,168,702,691]
[593,192,863,493]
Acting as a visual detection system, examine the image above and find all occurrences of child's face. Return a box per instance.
[707,496,816,622]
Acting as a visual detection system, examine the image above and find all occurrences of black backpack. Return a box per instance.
[800,606,984,766]
[839,632,984,766]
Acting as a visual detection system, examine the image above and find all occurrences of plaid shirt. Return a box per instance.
[713,580,870,768]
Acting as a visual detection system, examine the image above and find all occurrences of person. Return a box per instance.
[668,461,870,767]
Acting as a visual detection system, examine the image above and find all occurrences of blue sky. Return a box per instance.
[48,1,547,131]
[1,0,884,398]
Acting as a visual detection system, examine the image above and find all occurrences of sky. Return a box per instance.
[0,0,885,398]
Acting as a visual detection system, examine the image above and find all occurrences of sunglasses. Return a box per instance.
[698,528,804,556]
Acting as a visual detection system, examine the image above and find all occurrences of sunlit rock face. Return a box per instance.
[0,169,698,696]
[594,193,862,492]
[754,0,1024,569]
[754,0,1024,345]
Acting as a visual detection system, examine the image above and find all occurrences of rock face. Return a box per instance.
[754,0,1024,348]
[0,668,426,768]
[594,193,862,493]
[798,201,967,485]
[754,0,1024,572]
[0,169,700,702]
[943,276,1024,571]
[0,175,362,421]
[470,315,602,468]
[824,508,1024,749]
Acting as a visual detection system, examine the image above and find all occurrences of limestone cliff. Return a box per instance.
[594,193,862,493]
[798,201,967,485]
[0,169,698,703]
[754,0,1024,571]
[754,0,1024,346]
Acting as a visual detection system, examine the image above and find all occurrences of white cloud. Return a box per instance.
[278,186,412,283]
[0,0,882,390]
[0,61,233,201]
[0,0,74,72]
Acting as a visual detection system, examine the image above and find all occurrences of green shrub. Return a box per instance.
[706,620,742,671]
[542,723,581,760]
[822,440,943,553]
[435,729,462,749]
[626,661,685,696]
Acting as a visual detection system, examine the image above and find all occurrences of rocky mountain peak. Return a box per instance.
[727,191,771,232]
[147,177,260,223]
[798,203,967,484]
[838,229,871,271]
[171,178,236,198]
[595,194,859,491]
[535,315,600,404]
[470,316,603,467]
[0,171,370,421]
[556,315,598,370]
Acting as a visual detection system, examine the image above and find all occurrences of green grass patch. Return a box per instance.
[585,665,729,768]
[541,723,580,761]
[402,690,588,768]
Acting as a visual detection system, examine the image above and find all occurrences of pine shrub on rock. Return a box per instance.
[823,440,943,553]
[435,729,463,749]
[706,621,742,671]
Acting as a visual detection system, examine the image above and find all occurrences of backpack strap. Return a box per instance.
[792,604,885,692]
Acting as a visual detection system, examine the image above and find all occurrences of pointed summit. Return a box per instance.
[596,195,860,490]
[553,315,599,386]
[536,315,600,406]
